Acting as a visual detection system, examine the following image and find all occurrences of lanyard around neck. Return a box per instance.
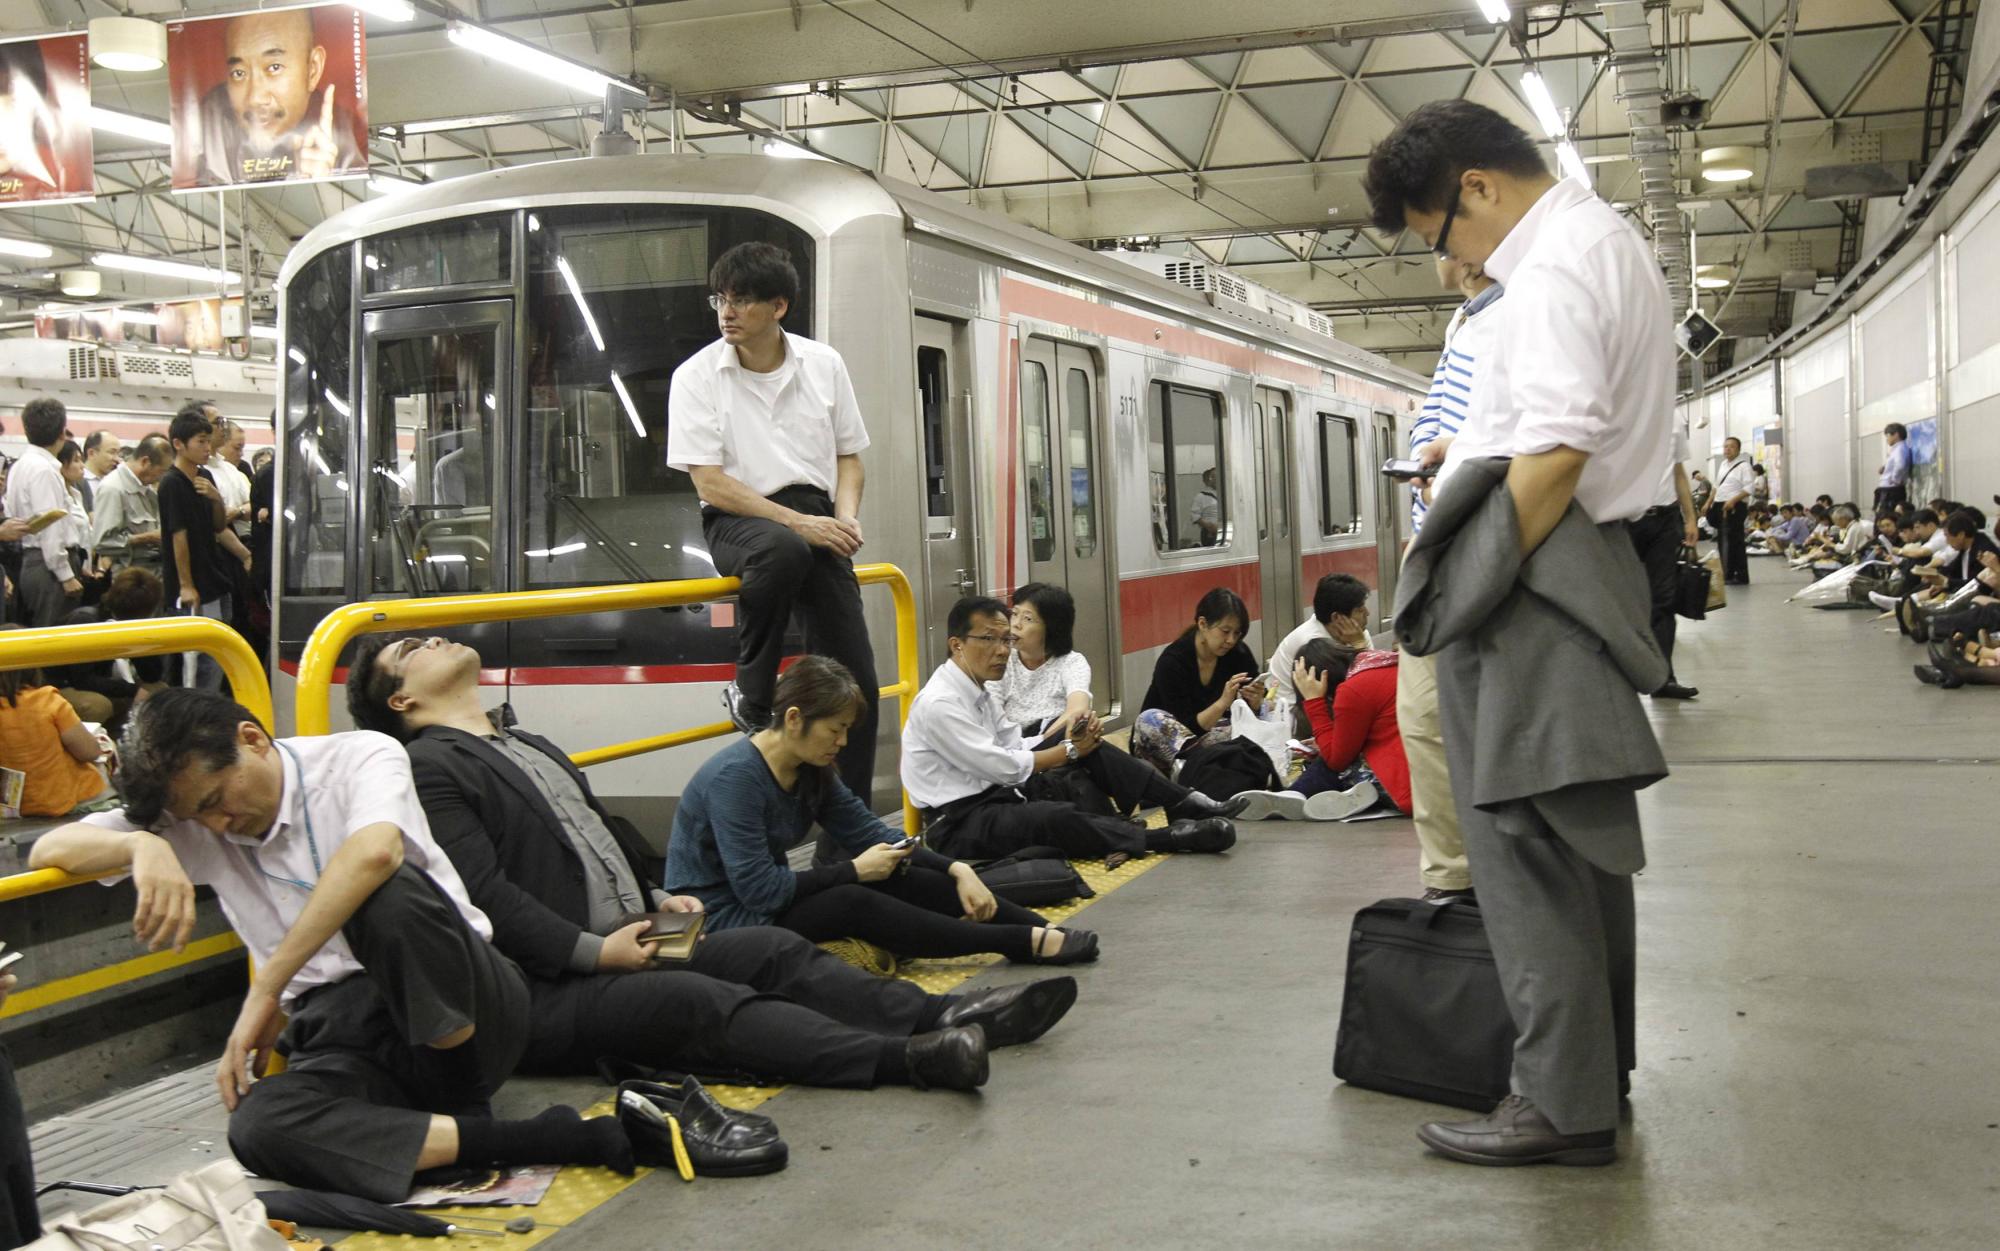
[258,742,324,894]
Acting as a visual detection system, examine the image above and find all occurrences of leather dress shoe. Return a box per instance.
[1651,681,1699,700]
[720,683,771,736]
[936,976,1078,1047]
[617,1078,788,1176]
[906,1025,989,1091]
[1421,886,1476,903]
[1913,663,1963,689]
[1417,1095,1616,1167]
[1165,790,1249,821]
[1165,817,1236,853]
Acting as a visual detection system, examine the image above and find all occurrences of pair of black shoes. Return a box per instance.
[1165,791,1249,822]
[906,975,1083,1088]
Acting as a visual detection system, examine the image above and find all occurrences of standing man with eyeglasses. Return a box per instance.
[667,242,881,805]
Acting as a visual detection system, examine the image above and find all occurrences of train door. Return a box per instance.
[1371,408,1401,616]
[1253,386,1301,630]
[356,298,513,667]
[915,316,975,666]
[1020,338,1118,713]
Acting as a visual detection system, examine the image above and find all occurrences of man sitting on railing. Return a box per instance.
[28,690,640,1202]
[347,635,1068,1094]
[901,597,1238,863]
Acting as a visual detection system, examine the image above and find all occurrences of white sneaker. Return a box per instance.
[1303,783,1380,821]
[1233,790,1308,820]
[1868,590,1899,612]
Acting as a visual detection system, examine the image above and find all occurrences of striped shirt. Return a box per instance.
[1410,283,1504,533]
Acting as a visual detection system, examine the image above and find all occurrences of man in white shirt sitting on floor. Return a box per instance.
[1265,572,1372,729]
[29,689,635,1202]
[903,597,1237,868]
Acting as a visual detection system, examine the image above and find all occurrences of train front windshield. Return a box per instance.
[278,203,815,666]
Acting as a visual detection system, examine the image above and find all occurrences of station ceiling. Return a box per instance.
[0,0,1965,371]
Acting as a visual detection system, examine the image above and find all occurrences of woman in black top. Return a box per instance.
[1133,587,1266,775]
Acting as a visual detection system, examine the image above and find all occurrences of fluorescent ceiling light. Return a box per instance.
[609,371,646,438]
[1694,265,1732,290]
[288,346,308,366]
[1701,145,1755,183]
[92,252,240,286]
[117,308,160,326]
[89,16,165,73]
[1476,0,1511,22]
[1555,141,1589,184]
[446,22,645,99]
[525,542,588,558]
[763,139,824,161]
[555,255,605,352]
[0,239,53,260]
[323,389,352,419]
[1519,70,1565,139]
[89,107,171,145]
[348,0,417,20]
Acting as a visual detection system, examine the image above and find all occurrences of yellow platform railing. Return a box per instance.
[293,563,923,833]
[0,617,270,1018]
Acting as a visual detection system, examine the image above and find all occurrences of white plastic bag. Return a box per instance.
[1227,698,1290,781]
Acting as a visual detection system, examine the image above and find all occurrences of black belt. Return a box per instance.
[917,785,1022,835]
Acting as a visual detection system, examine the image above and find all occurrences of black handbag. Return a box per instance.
[1673,545,1710,621]
[1332,897,1514,1111]
[975,846,1096,908]
[1177,736,1281,801]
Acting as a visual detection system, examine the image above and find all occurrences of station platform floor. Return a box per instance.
[29,567,2000,1249]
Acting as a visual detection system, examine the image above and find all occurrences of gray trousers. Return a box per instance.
[17,551,74,629]
[226,865,530,1202]
[1436,639,1639,1136]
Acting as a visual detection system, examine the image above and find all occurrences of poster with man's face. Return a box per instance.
[167,4,368,192]
[0,34,93,205]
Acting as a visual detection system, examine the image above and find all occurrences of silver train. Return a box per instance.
[270,154,1427,818]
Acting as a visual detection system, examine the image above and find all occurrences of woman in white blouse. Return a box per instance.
[54,441,100,604]
[990,583,1241,822]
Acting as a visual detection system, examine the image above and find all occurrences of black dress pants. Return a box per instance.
[1027,743,1187,816]
[926,792,1146,862]
[1928,601,2000,640]
[1874,485,1907,514]
[227,866,532,1203]
[1720,504,1749,583]
[705,485,879,802]
[0,1047,36,1251]
[521,926,937,1089]
[1627,505,1681,686]
[778,867,1047,962]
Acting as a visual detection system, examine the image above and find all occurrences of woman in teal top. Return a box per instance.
[666,656,1098,964]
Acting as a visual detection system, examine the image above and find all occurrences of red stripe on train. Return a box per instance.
[998,278,1323,387]
[1116,561,1264,655]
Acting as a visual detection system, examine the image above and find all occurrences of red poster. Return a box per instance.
[0,34,93,205]
[167,4,368,192]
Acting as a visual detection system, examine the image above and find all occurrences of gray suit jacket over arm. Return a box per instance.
[1393,456,1669,872]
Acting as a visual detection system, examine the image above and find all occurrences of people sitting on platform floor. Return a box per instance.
[903,596,1237,865]
[991,582,1241,823]
[1131,587,1269,778]
[1264,573,1372,729]
[47,567,169,733]
[1898,510,1999,641]
[347,636,1052,1092]
[1790,504,1869,572]
[0,627,117,817]
[657,653,1099,970]
[1763,504,1814,556]
[29,689,638,1203]
[1236,639,1408,823]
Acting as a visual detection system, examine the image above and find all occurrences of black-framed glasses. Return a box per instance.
[963,632,1018,647]
[707,293,765,312]
[1431,188,1462,258]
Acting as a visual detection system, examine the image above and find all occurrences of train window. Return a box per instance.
[281,246,352,597]
[521,205,814,588]
[1065,367,1098,558]
[363,214,511,294]
[918,346,951,518]
[1148,380,1226,551]
[368,326,499,595]
[1317,412,1360,536]
[1022,360,1056,562]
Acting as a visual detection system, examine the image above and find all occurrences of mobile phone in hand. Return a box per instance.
[1381,457,1437,481]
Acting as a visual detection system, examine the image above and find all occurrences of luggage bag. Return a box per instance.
[1332,897,1515,1111]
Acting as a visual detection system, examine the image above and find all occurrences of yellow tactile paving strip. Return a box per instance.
[337,829,1182,1250]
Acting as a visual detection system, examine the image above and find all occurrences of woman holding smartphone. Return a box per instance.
[666,655,1098,965]
[1131,587,1268,776]
[995,583,1242,821]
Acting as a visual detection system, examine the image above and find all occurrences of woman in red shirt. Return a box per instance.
[1290,640,1412,816]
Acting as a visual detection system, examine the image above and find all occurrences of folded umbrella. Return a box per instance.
[255,1190,453,1237]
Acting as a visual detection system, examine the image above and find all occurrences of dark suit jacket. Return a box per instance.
[407,725,661,981]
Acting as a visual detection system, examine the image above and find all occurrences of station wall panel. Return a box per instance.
[1783,328,1850,505]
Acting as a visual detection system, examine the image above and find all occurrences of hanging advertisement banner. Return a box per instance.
[0,34,94,205]
[166,4,368,192]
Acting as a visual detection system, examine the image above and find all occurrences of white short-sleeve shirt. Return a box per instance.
[665,330,871,501]
[987,650,1092,734]
[86,731,491,1008]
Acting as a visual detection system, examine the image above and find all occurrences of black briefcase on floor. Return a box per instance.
[1332,897,1515,1111]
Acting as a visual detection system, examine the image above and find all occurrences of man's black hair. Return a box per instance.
[84,430,111,455]
[947,596,1009,641]
[21,397,66,448]
[1885,422,1907,439]
[1913,509,1940,527]
[345,634,410,741]
[709,241,799,309]
[1946,509,1982,537]
[1311,573,1369,626]
[1297,637,1357,699]
[1362,100,1547,233]
[116,688,264,828]
[133,433,173,467]
[1010,582,1076,657]
[168,407,213,450]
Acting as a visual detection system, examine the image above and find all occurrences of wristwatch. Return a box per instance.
[1062,739,1079,762]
